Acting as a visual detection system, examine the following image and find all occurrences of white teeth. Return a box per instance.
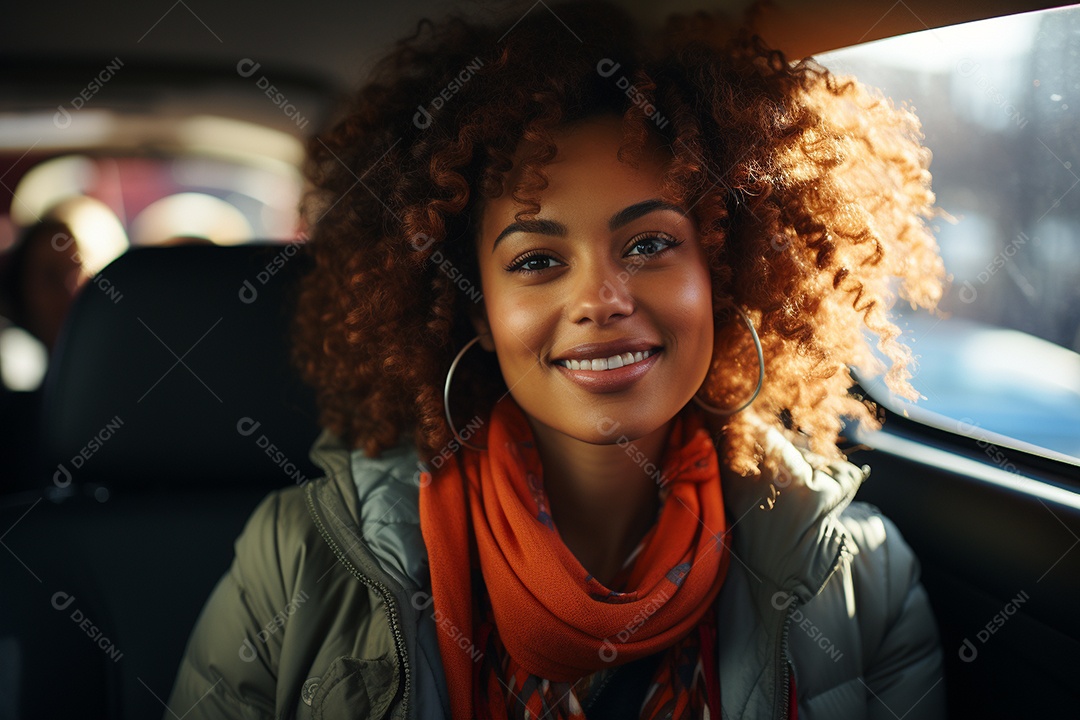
[559,348,656,371]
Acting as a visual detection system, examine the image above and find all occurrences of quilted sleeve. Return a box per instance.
[847,504,946,720]
[164,490,292,720]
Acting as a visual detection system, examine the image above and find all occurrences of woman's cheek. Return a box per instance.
[491,289,553,370]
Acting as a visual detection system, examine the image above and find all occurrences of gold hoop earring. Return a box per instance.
[693,306,764,416]
[444,335,488,451]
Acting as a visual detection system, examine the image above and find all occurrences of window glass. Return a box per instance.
[818,6,1080,460]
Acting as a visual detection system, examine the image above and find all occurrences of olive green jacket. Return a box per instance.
[166,424,945,719]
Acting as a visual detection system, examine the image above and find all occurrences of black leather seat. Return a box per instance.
[0,243,321,719]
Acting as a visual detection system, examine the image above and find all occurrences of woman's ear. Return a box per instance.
[468,303,496,352]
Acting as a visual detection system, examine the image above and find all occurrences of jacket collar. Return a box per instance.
[306,420,868,602]
[307,428,430,592]
[719,417,868,603]
[305,422,867,720]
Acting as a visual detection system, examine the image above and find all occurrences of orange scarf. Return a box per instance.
[419,395,729,719]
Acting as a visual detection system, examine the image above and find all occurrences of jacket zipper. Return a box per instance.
[775,601,795,720]
[305,489,412,719]
[773,534,849,719]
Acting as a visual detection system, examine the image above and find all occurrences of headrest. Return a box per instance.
[40,244,322,490]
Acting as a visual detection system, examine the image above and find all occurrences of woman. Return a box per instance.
[168,2,946,718]
[0,217,86,353]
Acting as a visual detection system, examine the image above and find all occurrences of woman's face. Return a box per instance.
[472,115,715,443]
[23,227,86,350]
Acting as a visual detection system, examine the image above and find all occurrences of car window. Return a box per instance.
[818,6,1080,463]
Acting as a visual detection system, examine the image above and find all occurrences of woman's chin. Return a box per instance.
[539,408,681,447]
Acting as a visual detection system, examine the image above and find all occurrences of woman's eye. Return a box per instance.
[506,252,562,275]
[626,233,681,257]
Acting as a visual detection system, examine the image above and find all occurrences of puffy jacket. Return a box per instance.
[166,423,945,719]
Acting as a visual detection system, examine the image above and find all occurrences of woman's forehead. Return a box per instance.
[480,117,672,221]
[507,114,670,165]
[477,134,669,245]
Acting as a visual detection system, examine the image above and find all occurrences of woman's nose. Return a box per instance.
[566,258,635,326]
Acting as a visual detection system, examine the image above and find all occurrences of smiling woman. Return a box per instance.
[168,2,947,718]
[474,117,714,444]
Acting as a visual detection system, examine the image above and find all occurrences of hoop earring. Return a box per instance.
[444,335,488,452]
[693,306,765,416]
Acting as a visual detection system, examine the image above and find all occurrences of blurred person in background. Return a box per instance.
[0,217,87,489]
[0,217,87,353]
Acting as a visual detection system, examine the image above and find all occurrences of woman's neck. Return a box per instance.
[527,416,671,587]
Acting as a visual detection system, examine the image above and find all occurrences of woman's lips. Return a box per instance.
[553,348,662,393]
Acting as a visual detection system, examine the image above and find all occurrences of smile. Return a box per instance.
[552,347,663,393]
[553,348,657,371]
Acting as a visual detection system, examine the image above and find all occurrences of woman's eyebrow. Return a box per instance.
[491,199,688,252]
[608,199,688,231]
[492,218,566,250]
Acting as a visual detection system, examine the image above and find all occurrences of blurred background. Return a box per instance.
[819,7,1080,460]
[0,0,1077,484]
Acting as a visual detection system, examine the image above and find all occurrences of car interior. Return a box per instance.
[1,1,1078,718]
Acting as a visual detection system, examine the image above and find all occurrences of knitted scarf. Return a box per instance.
[419,395,730,718]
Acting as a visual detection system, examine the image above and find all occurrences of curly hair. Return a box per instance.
[291,0,946,475]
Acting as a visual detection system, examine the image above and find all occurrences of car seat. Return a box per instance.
[0,243,321,719]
